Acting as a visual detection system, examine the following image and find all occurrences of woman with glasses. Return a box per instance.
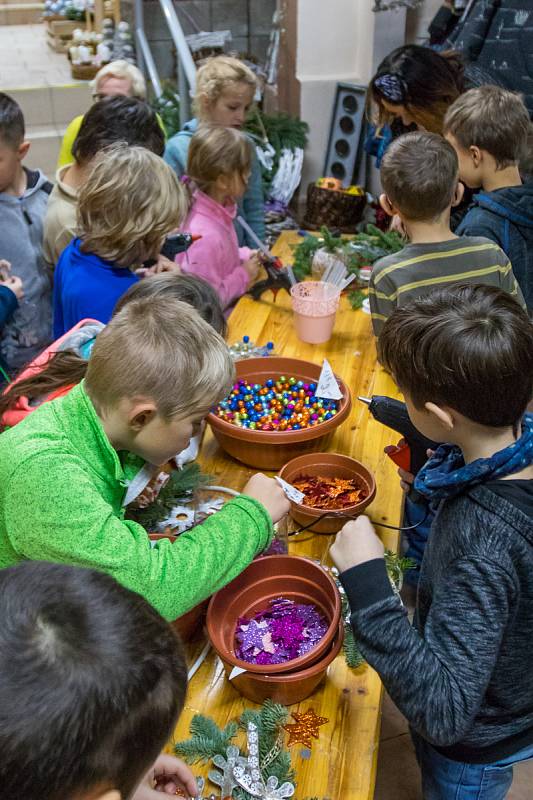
[56,61,151,169]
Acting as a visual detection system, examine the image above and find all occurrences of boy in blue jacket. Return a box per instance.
[444,86,533,310]
[0,92,52,372]
[331,284,533,800]
[53,144,186,337]
[0,261,23,383]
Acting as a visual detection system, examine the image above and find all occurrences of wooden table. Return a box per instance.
[172,231,404,799]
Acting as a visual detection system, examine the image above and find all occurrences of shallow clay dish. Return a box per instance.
[206,554,342,675]
[206,356,352,469]
[279,452,376,534]
[227,627,344,705]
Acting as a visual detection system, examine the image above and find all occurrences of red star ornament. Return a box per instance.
[283,708,329,748]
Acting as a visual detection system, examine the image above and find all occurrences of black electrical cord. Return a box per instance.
[287,509,430,536]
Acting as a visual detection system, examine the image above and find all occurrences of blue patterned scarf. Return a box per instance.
[414,414,533,502]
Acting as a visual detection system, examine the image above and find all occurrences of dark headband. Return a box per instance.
[374,74,407,104]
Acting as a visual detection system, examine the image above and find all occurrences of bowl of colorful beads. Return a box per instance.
[206,555,342,677]
[279,452,376,534]
[207,357,352,469]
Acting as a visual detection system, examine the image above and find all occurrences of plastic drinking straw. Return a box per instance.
[340,273,357,290]
[322,260,335,283]
[236,215,273,259]
[286,265,297,286]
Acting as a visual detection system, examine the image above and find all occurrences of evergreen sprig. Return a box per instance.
[174,700,294,797]
[290,224,403,285]
[245,110,309,193]
[239,700,295,785]
[342,551,417,669]
[174,716,238,764]
[126,462,211,531]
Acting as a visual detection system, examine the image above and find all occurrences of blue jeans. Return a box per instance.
[412,732,533,799]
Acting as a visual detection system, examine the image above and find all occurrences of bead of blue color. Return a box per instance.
[267,342,274,349]
[243,335,250,343]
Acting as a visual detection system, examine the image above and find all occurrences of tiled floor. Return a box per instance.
[0,23,91,177]
[373,587,533,798]
[375,690,533,798]
[0,22,74,88]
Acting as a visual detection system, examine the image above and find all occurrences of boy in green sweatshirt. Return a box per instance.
[0,295,289,621]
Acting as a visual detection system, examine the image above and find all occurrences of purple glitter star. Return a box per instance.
[270,617,305,648]
[234,598,328,666]
[237,619,269,653]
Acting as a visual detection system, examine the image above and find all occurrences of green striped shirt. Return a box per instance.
[369,236,526,336]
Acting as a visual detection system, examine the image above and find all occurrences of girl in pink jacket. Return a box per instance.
[176,125,259,310]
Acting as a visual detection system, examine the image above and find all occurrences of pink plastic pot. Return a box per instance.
[290,281,341,344]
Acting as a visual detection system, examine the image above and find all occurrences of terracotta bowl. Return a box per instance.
[227,627,344,705]
[149,532,208,641]
[278,452,376,534]
[206,357,352,469]
[206,554,342,675]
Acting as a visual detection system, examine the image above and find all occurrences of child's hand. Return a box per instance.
[136,256,181,279]
[398,447,434,493]
[243,252,260,283]
[389,214,407,238]
[134,753,198,799]
[0,259,11,281]
[330,515,384,573]
[0,275,23,301]
[242,473,290,523]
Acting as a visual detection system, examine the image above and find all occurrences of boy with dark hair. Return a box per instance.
[369,131,524,336]
[0,560,197,800]
[444,85,533,310]
[0,91,53,373]
[331,284,533,799]
[44,96,166,268]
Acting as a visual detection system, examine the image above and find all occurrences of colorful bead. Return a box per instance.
[215,376,340,432]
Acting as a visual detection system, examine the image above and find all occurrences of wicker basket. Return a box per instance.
[302,183,366,233]
[71,63,100,80]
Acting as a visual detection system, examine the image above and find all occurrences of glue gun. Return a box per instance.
[236,214,294,301]
[248,255,293,300]
[358,395,439,475]
[143,232,201,268]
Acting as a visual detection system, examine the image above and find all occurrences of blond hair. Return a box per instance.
[77,144,187,265]
[186,124,253,198]
[194,55,257,118]
[85,296,234,418]
[92,60,147,100]
[443,86,531,169]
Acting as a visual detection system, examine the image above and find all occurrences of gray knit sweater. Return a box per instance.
[340,482,533,763]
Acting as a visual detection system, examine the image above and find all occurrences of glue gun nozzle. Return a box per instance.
[358,396,372,405]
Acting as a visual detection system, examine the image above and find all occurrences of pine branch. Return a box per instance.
[174,715,238,763]
[348,289,365,310]
[174,736,219,764]
[344,622,365,669]
[127,462,211,530]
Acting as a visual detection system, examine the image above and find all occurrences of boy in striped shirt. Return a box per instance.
[369,131,524,336]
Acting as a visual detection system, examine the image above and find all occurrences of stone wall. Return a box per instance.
[122,0,276,82]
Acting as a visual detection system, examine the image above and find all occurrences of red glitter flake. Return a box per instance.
[293,474,368,510]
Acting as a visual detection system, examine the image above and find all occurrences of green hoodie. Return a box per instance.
[0,382,273,620]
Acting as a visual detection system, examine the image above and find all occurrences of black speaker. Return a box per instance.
[323,82,367,187]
